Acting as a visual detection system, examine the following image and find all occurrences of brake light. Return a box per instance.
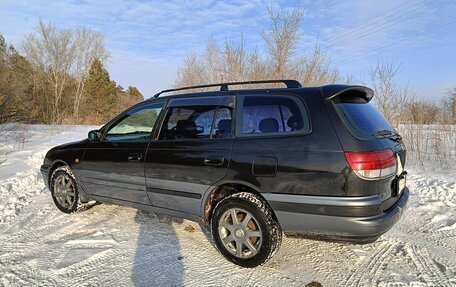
[344,149,396,179]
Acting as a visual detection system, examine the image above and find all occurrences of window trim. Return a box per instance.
[235,93,312,139]
[101,101,166,143]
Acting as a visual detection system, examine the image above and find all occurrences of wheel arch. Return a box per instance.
[48,159,91,203]
[201,180,277,225]
[48,160,71,186]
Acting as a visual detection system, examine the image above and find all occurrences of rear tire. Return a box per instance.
[50,166,79,213]
[211,192,282,268]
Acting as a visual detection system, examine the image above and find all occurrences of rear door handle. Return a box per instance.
[204,156,224,166]
[128,153,143,161]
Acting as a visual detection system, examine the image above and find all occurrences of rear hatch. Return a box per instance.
[328,87,407,209]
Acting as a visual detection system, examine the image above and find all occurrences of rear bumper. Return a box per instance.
[40,164,50,189]
[266,187,409,242]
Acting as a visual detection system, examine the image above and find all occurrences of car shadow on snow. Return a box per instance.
[132,210,185,286]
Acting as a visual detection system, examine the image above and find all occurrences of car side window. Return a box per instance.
[238,95,310,136]
[159,105,219,140]
[105,103,165,142]
[212,107,233,138]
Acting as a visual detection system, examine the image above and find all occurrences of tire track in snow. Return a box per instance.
[345,241,398,286]
[307,241,358,284]
[1,137,456,287]
[1,196,135,286]
[407,244,450,286]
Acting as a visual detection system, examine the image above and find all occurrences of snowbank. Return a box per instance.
[0,125,98,222]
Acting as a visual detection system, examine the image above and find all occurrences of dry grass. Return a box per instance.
[398,124,456,169]
[0,123,29,164]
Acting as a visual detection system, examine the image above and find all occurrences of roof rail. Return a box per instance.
[151,79,302,98]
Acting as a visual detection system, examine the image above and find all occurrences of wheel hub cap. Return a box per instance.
[235,228,244,238]
[218,208,262,259]
[53,174,75,209]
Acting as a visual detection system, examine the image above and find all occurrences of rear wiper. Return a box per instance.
[372,129,402,139]
[373,129,393,137]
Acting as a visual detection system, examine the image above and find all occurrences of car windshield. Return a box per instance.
[334,101,394,138]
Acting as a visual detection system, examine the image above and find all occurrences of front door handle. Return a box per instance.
[128,153,143,161]
[204,156,224,166]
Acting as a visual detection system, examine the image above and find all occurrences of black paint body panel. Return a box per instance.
[41,84,408,240]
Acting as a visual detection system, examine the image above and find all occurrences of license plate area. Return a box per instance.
[393,172,407,197]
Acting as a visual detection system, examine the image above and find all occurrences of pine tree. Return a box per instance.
[82,58,117,122]
[449,85,456,123]
[0,35,6,58]
[126,86,144,102]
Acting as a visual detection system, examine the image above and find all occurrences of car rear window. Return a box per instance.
[334,101,394,138]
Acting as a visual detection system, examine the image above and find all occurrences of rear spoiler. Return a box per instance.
[320,85,374,103]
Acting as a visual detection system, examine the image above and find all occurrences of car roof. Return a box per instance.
[142,83,373,104]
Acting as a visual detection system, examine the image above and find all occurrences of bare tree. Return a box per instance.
[446,85,456,123]
[223,41,245,81]
[22,21,76,123]
[369,59,414,127]
[406,99,439,124]
[175,38,269,90]
[203,38,223,83]
[175,5,344,90]
[176,55,206,88]
[262,6,303,79]
[296,43,345,86]
[72,27,108,122]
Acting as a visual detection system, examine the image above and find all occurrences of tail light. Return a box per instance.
[344,149,396,179]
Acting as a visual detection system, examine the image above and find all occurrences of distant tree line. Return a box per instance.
[1,9,455,127]
[0,21,143,125]
[367,59,456,126]
[175,6,456,127]
[176,7,346,88]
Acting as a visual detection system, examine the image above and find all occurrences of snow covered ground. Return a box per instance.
[0,125,455,286]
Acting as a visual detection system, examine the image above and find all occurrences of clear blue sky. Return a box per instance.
[1,0,455,100]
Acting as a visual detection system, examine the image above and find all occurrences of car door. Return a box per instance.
[145,96,234,215]
[79,102,165,205]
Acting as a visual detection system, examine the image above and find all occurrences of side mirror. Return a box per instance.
[88,130,101,141]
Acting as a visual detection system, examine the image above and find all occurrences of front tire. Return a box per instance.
[50,166,79,213]
[211,192,282,268]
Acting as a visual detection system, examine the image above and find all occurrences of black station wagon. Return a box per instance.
[41,80,409,267]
